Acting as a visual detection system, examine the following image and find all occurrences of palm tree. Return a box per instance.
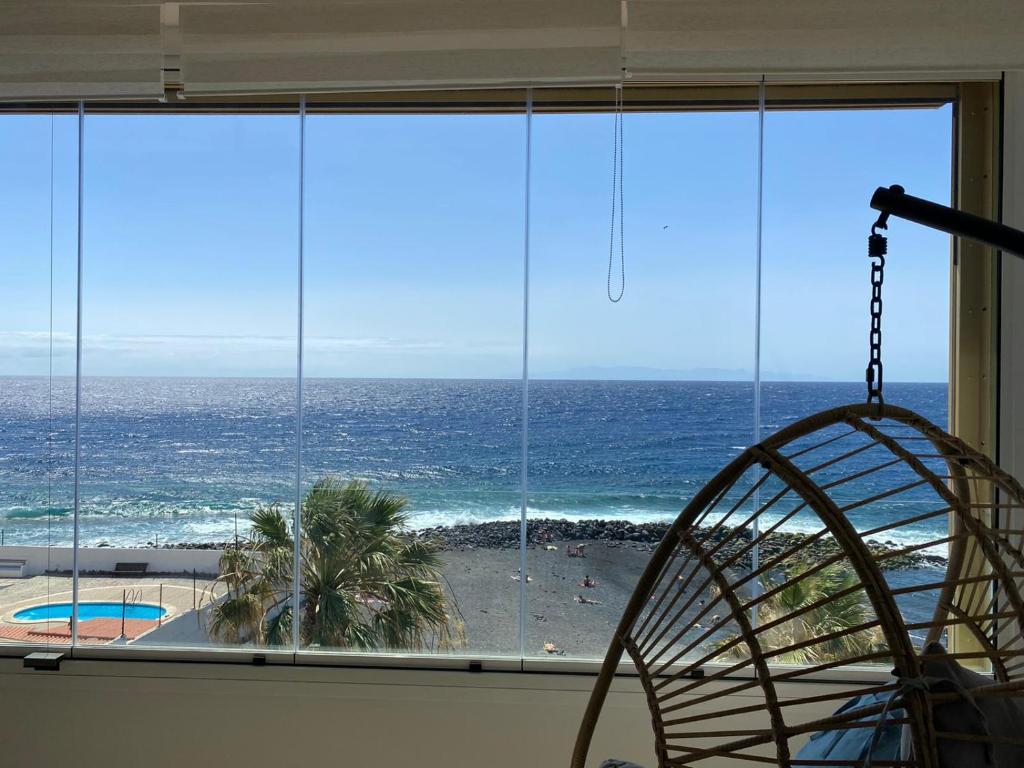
[710,563,884,665]
[205,477,461,651]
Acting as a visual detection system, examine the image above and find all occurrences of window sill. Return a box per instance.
[0,642,894,687]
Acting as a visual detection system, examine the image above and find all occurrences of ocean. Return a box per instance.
[0,377,948,549]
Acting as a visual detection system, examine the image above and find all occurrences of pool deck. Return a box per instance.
[0,573,222,647]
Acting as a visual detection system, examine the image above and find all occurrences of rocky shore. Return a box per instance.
[412,518,946,571]
[145,517,946,572]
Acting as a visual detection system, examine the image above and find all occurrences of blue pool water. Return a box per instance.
[13,602,167,622]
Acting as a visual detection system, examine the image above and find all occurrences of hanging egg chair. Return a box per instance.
[572,188,1024,768]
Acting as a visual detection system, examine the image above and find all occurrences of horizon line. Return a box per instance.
[0,373,950,385]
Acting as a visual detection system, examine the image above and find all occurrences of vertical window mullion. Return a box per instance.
[518,89,533,662]
[293,96,306,655]
[751,78,766,627]
[71,100,84,648]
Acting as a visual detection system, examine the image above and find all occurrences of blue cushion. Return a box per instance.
[794,691,904,767]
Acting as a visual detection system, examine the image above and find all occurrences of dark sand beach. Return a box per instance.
[429,519,947,659]
[440,537,656,658]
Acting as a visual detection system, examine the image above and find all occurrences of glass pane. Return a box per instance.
[79,113,299,649]
[760,104,954,658]
[0,114,77,648]
[301,111,526,656]
[527,108,759,659]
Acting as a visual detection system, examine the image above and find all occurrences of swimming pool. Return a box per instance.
[13,602,167,622]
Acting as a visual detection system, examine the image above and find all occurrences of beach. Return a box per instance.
[430,518,946,658]
[440,535,656,658]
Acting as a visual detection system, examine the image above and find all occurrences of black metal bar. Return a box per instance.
[24,652,64,671]
[871,185,1024,260]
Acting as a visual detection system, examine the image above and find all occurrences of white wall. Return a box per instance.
[0,657,859,768]
[0,545,223,577]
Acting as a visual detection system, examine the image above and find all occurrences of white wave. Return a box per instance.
[2,495,951,558]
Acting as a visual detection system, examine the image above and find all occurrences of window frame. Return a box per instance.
[0,79,998,681]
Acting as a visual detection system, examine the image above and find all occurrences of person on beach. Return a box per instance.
[578,575,598,588]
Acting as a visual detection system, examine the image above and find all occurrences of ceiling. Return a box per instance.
[1,1,1021,100]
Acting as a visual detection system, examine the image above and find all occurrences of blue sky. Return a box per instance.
[0,103,952,381]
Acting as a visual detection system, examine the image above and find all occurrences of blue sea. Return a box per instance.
[0,377,947,548]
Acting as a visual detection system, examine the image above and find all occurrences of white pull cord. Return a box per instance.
[607,85,625,303]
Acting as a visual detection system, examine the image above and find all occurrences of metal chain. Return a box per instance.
[607,85,625,302]
[866,226,887,409]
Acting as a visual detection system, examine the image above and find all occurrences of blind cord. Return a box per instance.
[607,84,625,303]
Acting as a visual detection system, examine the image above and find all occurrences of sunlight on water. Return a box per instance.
[0,377,947,548]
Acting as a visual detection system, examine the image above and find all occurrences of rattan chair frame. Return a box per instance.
[572,403,1024,768]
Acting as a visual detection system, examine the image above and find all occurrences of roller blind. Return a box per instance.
[180,1,623,95]
[624,1,1024,79]
[0,1,1020,102]
[0,3,163,100]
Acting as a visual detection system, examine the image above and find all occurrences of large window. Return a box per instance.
[526,108,758,659]
[0,114,77,647]
[302,111,526,656]
[0,87,960,667]
[79,114,299,649]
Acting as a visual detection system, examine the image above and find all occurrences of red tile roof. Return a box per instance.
[0,618,157,645]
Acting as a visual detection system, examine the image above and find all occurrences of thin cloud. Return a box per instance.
[0,330,449,353]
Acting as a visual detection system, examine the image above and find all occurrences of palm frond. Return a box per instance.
[210,477,460,652]
[251,504,293,549]
[709,563,881,665]
[264,604,292,647]
[208,592,266,644]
